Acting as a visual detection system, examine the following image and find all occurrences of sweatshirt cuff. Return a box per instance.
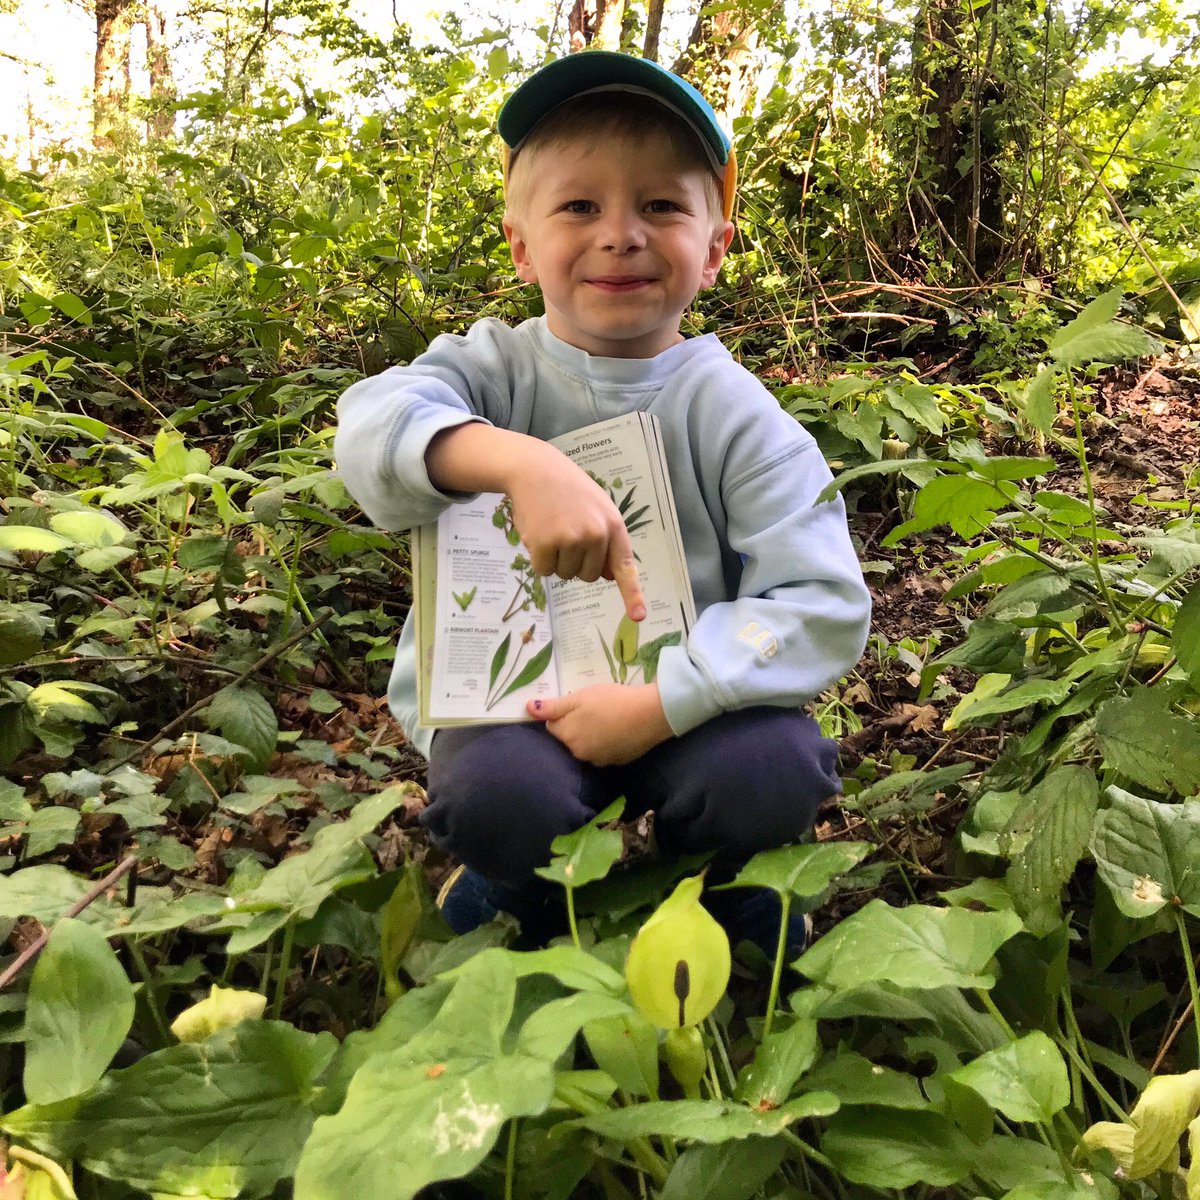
[654,644,727,736]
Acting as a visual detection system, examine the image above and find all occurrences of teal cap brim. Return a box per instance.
[498,51,731,171]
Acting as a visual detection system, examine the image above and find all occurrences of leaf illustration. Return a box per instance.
[597,625,620,683]
[624,505,650,530]
[497,640,554,701]
[636,632,681,684]
[618,486,638,515]
[452,587,476,612]
[489,633,511,691]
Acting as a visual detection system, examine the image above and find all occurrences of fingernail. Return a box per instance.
[533,700,543,712]
[633,605,646,621]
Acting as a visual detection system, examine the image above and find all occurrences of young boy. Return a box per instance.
[334,51,871,951]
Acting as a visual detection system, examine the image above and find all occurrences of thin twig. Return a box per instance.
[111,607,335,768]
[0,854,139,990]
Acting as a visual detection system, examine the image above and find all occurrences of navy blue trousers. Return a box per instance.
[421,707,841,888]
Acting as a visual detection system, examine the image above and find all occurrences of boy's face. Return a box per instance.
[503,136,734,359]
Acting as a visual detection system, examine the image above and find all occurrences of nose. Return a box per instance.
[597,207,646,253]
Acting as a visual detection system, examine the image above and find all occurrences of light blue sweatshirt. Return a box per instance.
[334,316,871,759]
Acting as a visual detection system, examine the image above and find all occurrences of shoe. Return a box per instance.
[436,865,500,934]
[436,865,568,945]
[718,888,813,962]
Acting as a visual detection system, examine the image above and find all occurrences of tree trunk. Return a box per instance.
[908,0,1006,279]
[642,0,665,61]
[672,2,770,129]
[93,0,136,148]
[568,0,626,52]
[144,0,176,140]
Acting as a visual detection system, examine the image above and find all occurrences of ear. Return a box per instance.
[700,221,735,289]
[503,216,539,285]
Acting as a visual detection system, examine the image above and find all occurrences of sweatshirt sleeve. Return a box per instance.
[333,322,517,530]
[654,408,871,736]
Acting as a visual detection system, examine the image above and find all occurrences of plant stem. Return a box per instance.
[975,988,1017,1040]
[779,1128,838,1172]
[1175,911,1200,1065]
[565,885,582,951]
[1052,1031,1130,1122]
[504,1117,518,1200]
[762,891,792,1041]
[128,941,173,1046]
[271,917,296,1021]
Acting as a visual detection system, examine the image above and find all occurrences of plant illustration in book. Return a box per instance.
[597,614,681,685]
[492,498,547,622]
[587,472,653,539]
[452,586,477,612]
[485,625,554,711]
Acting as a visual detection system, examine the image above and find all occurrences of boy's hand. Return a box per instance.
[528,683,673,766]
[508,445,645,621]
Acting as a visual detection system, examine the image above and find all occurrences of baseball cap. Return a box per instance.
[498,51,737,220]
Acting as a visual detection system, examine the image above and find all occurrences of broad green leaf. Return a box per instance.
[23,918,135,1104]
[1022,367,1060,436]
[948,1031,1069,1123]
[204,686,277,772]
[24,807,82,858]
[1079,1070,1200,1179]
[75,545,135,572]
[535,798,624,890]
[0,527,72,554]
[935,619,1026,676]
[966,455,1057,483]
[1006,766,1100,935]
[659,1139,786,1200]
[48,512,127,548]
[798,901,1023,991]
[3,1022,336,1199]
[170,986,266,1043]
[890,383,946,433]
[1090,788,1200,918]
[1001,1180,1117,1200]
[1175,585,1200,689]
[496,638,554,701]
[441,944,624,994]
[821,1107,977,1188]
[733,1018,820,1109]
[972,1136,1077,1192]
[0,604,51,665]
[944,675,1073,731]
[814,457,944,504]
[883,475,1006,545]
[488,632,510,691]
[379,865,423,1004]
[0,866,101,925]
[224,787,407,947]
[582,1010,660,1098]
[1095,688,1200,795]
[517,992,632,1062]
[985,569,1090,623]
[1050,290,1158,367]
[802,1052,929,1109]
[567,1095,838,1142]
[718,842,872,899]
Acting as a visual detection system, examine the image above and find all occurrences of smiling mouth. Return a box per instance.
[587,277,655,292]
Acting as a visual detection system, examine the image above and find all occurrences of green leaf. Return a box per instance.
[882,475,1007,545]
[48,512,127,548]
[204,686,278,772]
[24,807,82,858]
[718,842,872,900]
[1049,290,1158,368]
[733,1018,820,1109]
[659,1139,786,1200]
[488,632,510,691]
[985,569,1090,623]
[535,798,624,889]
[890,384,945,434]
[814,457,944,505]
[496,638,555,701]
[51,292,92,324]
[23,918,135,1104]
[3,1022,336,1199]
[1094,687,1200,795]
[935,619,1026,676]
[517,992,632,1063]
[294,955,554,1200]
[948,1031,1070,1123]
[821,1107,977,1188]
[582,1011,659,1098]
[1022,367,1060,436]
[379,865,424,1005]
[0,603,52,664]
[1006,766,1099,935]
[0,865,100,925]
[567,1096,837,1142]
[1172,584,1200,690]
[802,1052,929,1109]
[636,630,681,684]
[0,526,72,553]
[1090,787,1200,919]
[798,901,1023,991]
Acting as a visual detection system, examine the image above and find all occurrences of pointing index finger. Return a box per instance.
[608,530,646,622]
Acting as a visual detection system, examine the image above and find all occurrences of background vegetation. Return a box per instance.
[1,0,1199,1196]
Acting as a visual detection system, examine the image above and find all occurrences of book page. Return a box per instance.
[547,415,693,694]
[425,493,558,721]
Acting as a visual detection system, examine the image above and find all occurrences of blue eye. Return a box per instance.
[564,200,593,214]
[647,200,679,213]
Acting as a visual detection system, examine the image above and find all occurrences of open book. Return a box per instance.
[413,412,695,726]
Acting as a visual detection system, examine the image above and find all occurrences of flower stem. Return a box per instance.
[1175,910,1200,1065]
[762,891,792,1041]
[271,917,296,1021]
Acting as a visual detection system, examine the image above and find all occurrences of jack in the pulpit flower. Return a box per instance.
[625,875,730,1029]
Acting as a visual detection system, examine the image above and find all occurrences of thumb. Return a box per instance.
[528,695,574,722]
